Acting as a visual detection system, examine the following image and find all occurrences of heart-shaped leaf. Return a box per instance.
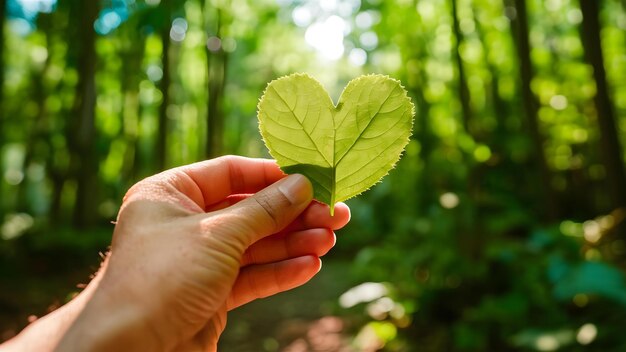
[258,73,414,214]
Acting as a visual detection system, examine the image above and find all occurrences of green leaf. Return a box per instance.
[258,73,415,214]
[551,259,626,306]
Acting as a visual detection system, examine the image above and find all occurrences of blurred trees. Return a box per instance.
[68,0,99,228]
[579,0,626,210]
[510,0,559,220]
[2,0,626,350]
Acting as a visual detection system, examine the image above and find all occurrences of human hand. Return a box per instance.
[55,156,350,351]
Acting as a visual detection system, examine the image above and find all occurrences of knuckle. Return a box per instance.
[198,214,249,256]
[246,269,266,299]
[116,199,144,224]
[250,192,284,230]
[123,177,166,203]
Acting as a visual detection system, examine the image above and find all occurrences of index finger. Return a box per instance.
[179,155,286,209]
[126,156,286,210]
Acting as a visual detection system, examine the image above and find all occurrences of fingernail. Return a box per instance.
[278,174,312,205]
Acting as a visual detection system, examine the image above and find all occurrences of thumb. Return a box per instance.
[225,173,313,244]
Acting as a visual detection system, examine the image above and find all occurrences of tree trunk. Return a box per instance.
[0,0,5,116]
[0,0,5,115]
[450,0,472,134]
[68,0,99,228]
[508,0,559,221]
[205,7,228,158]
[17,14,53,213]
[119,26,146,187]
[411,78,434,212]
[45,0,76,225]
[0,0,6,218]
[121,90,142,184]
[472,7,508,139]
[157,18,171,171]
[579,0,626,210]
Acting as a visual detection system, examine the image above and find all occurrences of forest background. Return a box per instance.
[1,0,626,351]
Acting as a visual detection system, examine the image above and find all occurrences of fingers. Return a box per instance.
[222,174,313,244]
[226,256,321,310]
[181,156,285,208]
[205,194,251,212]
[241,228,336,266]
[128,156,286,210]
[208,197,351,232]
[282,201,351,233]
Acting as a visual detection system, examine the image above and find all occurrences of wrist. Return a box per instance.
[55,276,163,351]
[3,269,105,351]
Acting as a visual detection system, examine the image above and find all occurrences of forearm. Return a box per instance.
[0,273,103,351]
[53,280,161,352]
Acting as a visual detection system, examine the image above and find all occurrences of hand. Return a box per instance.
[60,156,350,351]
[3,156,350,352]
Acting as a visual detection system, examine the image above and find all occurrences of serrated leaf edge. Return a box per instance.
[257,73,415,212]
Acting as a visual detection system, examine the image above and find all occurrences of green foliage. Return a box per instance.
[258,73,414,213]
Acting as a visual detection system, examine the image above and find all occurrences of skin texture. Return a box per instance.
[0,156,350,352]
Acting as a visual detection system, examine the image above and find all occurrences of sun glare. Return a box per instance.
[304,15,347,60]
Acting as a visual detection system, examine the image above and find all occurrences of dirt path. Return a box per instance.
[219,259,357,352]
